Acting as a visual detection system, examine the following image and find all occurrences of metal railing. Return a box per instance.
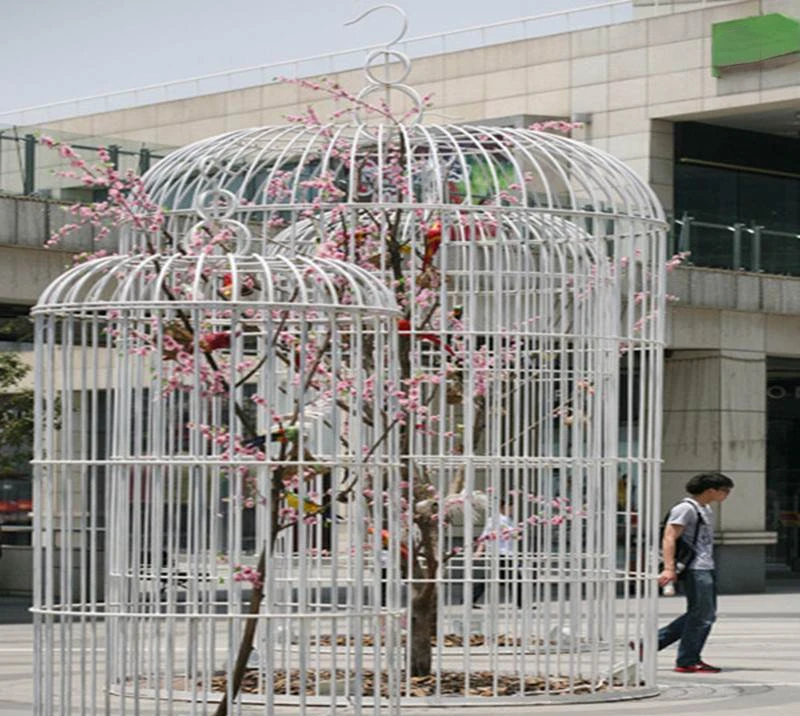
[0,1,737,126]
[673,213,800,277]
[0,129,171,199]
[0,523,32,547]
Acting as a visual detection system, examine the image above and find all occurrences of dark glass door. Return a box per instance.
[766,359,800,575]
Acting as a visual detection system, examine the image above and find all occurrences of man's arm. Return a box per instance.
[658,523,684,586]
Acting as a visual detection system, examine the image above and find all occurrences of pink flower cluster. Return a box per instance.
[233,564,262,590]
[40,136,165,252]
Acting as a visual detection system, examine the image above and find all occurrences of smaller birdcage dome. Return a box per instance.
[32,252,399,318]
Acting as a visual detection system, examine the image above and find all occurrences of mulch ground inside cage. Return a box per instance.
[207,669,601,698]
[310,633,565,647]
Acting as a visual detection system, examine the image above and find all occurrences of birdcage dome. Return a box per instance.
[33,251,399,318]
[134,123,665,255]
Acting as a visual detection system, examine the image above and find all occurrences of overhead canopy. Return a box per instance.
[712,13,800,77]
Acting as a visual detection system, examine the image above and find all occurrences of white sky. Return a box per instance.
[0,0,615,113]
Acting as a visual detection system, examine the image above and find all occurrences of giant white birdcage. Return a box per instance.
[33,8,667,713]
[133,139,666,700]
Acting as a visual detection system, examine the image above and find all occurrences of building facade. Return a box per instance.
[2,0,800,592]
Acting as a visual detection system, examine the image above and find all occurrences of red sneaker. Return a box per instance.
[674,661,721,673]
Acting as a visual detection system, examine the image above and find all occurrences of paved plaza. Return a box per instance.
[0,583,798,715]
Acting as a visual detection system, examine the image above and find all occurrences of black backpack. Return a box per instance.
[659,499,702,580]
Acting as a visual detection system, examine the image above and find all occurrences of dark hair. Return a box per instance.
[685,472,734,495]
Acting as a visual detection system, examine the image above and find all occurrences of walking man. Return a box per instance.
[657,472,734,673]
[471,499,523,608]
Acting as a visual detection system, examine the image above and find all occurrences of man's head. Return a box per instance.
[685,472,734,500]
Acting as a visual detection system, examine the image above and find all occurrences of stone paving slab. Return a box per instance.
[1,587,798,715]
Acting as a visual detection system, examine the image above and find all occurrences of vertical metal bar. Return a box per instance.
[108,144,120,171]
[668,216,677,257]
[138,148,151,175]
[752,224,762,273]
[732,222,743,269]
[678,212,691,254]
[32,312,45,716]
[23,133,36,195]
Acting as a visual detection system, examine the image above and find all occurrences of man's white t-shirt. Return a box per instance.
[667,498,714,570]
[480,513,514,556]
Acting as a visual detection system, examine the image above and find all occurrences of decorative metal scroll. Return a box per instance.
[344,3,424,126]
[184,157,252,254]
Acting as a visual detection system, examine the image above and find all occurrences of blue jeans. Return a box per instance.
[658,569,717,667]
[471,557,523,607]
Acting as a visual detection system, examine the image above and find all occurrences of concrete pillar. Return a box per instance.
[662,348,769,592]
[650,119,674,220]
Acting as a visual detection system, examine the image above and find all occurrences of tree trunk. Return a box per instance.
[214,482,280,716]
[212,547,266,716]
[408,584,437,677]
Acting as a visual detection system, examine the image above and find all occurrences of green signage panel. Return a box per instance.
[712,13,800,77]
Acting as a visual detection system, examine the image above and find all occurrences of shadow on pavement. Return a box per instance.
[764,577,800,594]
